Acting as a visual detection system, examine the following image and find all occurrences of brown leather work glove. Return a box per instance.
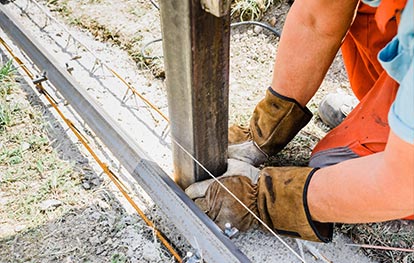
[229,88,312,166]
[185,159,260,199]
[191,165,333,243]
[194,176,259,232]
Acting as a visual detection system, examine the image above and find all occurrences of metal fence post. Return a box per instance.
[159,0,230,188]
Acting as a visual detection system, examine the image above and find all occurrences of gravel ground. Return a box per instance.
[0,0,411,262]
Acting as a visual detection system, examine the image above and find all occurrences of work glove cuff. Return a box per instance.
[302,168,333,242]
[227,88,312,166]
[257,167,333,243]
[250,87,313,156]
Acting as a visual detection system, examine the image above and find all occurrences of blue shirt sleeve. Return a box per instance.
[361,0,381,7]
[380,0,414,143]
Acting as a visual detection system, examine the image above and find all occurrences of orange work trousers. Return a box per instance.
[310,3,413,220]
[311,4,398,165]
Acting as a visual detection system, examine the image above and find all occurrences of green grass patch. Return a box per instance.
[0,59,15,96]
[0,60,17,129]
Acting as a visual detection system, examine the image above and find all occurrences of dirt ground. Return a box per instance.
[0,47,178,262]
[0,0,412,262]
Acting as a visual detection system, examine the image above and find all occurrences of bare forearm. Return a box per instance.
[308,131,414,223]
[271,0,358,106]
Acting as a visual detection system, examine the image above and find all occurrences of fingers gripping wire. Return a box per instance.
[170,136,306,263]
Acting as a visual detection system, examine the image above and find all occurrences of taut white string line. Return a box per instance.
[170,137,306,263]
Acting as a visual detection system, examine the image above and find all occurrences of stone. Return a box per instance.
[39,199,62,211]
[253,25,263,34]
[82,182,91,190]
[89,236,100,246]
[269,16,277,27]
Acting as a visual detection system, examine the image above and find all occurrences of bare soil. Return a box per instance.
[0,52,177,262]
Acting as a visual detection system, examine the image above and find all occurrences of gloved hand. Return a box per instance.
[187,164,333,242]
[228,87,313,166]
[185,159,260,231]
[185,158,260,199]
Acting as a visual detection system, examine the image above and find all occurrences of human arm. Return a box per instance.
[228,0,360,164]
[309,130,414,223]
[310,0,414,222]
[309,5,414,221]
[188,0,414,243]
[188,131,413,242]
[271,0,359,106]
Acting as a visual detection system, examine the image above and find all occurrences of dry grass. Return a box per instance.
[340,221,414,263]
[231,0,275,21]
[71,15,164,78]
[45,0,165,78]
[70,16,123,45]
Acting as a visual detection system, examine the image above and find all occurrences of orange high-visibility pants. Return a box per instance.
[311,3,398,166]
[310,3,413,220]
